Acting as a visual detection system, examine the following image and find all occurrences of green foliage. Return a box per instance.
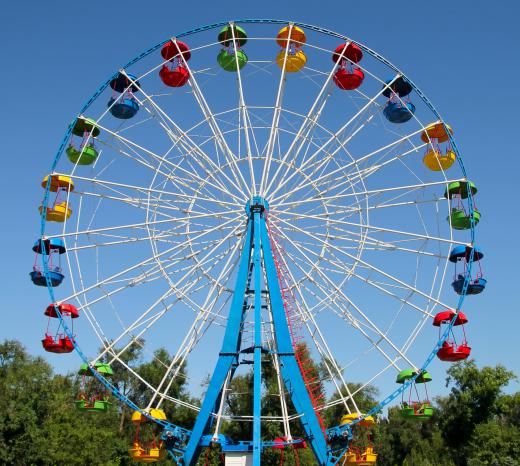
[0,340,127,466]
[376,407,453,466]
[436,360,516,465]
[466,421,520,466]
[323,382,379,428]
[221,372,254,440]
[2,341,520,466]
[376,360,519,466]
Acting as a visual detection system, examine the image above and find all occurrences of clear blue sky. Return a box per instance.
[1,0,519,401]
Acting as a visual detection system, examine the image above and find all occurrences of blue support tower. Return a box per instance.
[180,197,345,466]
[252,203,263,465]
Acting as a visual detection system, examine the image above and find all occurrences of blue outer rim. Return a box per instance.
[38,19,477,435]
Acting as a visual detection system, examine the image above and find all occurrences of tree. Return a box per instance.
[221,371,254,440]
[5,339,520,466]
[132,347,196,429]
[0,340,127,466]
[376,406,452,466]
[323,382,379,428]
[376,360,519,466]
[34,374,129,466]
[466,421,520,466]
[437,360,516,464]
[110,338,144,434]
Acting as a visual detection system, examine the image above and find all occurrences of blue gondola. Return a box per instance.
[451,274,487,295]
[30,268,65,287]
[32,238,66,254]
[382,76,413,98]
[382,76,414,124]
[448,245,484,263]
[110,72,140,93]
[383,101,415,123]
[108,72,140,120]
[31,238,66,287]
[449,246,486,295]
[107,96,139,119]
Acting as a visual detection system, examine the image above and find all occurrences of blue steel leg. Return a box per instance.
[183,219,254,466]
[252,211,263,466]
[260,214,329,465]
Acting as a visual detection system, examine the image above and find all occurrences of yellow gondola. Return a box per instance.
[129,409,167,463]
[420,122,453,143]
[39,202,72,222]
[128,445,166,463]
[344,446,378,466]
[340,413,375,427]
[131,408,167,423]
[275,25,307,72]
[276,25,307,48]
[276,49,307,72]
[41,174,74,193]
[341,413,377,465]
[423,149,456,171]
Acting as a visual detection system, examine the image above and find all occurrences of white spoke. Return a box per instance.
[48,207,241,240]
[88,122,245,204]
[272,224,415,369]
[271,129,427,205]
[151,234,242,407]
[171,39,251,196]
[269,230,361,412]
[229,24,256,193]
[267,74,402,198]
[119,70,246,202]
[284,235,435,318]
[92,224,242,364]
[60,214,242,303]
[274,215,453,310]
[272,210,464,246]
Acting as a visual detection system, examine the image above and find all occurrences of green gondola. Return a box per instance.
[75,362,113,413]
[218,25,248,47]
[66,144,98,165]
[396,369,434,420]
[72,117,100,137]
[448,208,481,230]
[444,180,477,199]
[217,49,248,72]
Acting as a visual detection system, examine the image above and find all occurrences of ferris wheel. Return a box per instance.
[33,19,485,466]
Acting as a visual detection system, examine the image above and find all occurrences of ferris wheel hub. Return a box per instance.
[245,197,269,214]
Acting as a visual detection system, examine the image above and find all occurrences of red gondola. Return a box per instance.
[332,43,365,91]
[272,437,307,466]
[433,310,471,362]
[332,43,363,64]
[159,40,191,87]
[272,437,306,449]
[161,40,192,62]
[41,303,79,354]
[159,65,190,87]
[334,68,365,90]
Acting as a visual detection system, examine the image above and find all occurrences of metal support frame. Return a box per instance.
[252,206,263,465]
[181,207,254,465]
[181,197,333,465]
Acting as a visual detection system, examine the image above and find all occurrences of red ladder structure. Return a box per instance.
[266,216,327,435]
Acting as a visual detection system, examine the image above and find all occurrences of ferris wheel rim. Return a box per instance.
[37,18,478,435]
